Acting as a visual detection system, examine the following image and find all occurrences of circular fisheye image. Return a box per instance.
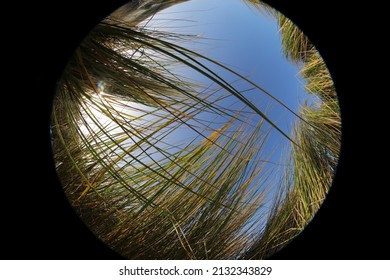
[51,0,341,259]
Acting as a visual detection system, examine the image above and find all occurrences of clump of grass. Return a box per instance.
[301,50,337,99]
[277,14,314,63]
[245,97,340,258]
[242,0,341,259]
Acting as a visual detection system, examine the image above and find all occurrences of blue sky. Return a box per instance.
[147,0,308,111]
[141,0,315,164]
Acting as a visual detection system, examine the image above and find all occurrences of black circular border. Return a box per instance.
[3,0,384,260]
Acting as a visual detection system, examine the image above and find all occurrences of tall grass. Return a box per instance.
[52,0,341,259]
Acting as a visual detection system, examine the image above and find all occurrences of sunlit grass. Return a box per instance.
[301,50,337,99]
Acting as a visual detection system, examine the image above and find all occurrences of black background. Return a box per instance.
[2,0,387,259]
